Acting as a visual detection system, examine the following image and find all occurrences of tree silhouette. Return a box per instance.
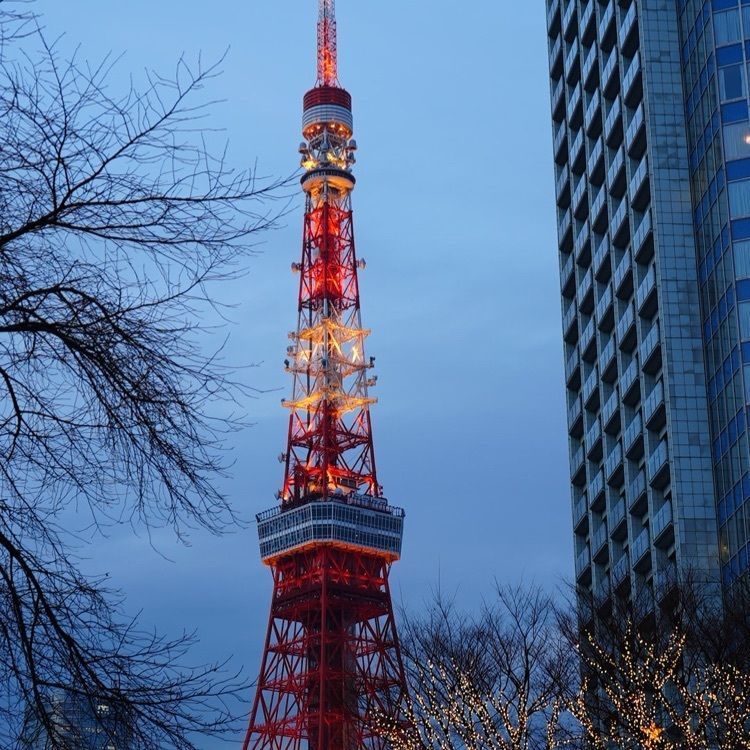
[0,5,285,747]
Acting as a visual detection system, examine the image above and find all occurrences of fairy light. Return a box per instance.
[371,655,570,750]
[371,612,750,749]
[568,613,750,748]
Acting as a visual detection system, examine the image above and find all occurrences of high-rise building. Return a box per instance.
[19,692,128,749]
[545,0,750,607]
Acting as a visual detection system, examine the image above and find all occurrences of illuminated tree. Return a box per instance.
[563,581,750,749]
[382,580,750,750]
[570,612,690,749]
[375,585,579,750]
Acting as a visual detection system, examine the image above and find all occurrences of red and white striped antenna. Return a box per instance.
[317,0,338,86]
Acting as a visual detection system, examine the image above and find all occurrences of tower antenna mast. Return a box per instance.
[318,0,338,86]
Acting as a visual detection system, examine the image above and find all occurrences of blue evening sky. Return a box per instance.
[37,1,568,744]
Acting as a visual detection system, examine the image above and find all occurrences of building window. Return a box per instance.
[720,63,746,101]
[724,122,750,160]
[739,302,750,340]
[729,179,750,217]
[715,9,742,46]
[735,240,750,278]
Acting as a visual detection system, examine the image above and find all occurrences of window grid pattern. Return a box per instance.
[547,0,721,610]
[20,692,126,749]
[678,0,750,590]
[257,499,404,560]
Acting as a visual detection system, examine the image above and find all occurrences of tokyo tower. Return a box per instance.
[242,2,410,749]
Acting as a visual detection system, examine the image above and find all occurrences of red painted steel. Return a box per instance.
[281,198,379,504]
[242,2,409,748]
[317,0,338,87]
[242,548,408,750]
[303,86,352,111]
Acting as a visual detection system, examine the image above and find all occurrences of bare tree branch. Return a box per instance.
[378,584,579,750]
[561,577,750,749]
[0,3,289,746]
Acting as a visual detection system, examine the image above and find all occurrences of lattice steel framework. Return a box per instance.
[244,548,408,750]
[242,2,409,749]
[282,176,379,503]
[317,0,338,86]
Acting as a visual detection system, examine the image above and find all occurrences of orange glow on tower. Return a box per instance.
[317,0,338,87]
[242,3,409,750]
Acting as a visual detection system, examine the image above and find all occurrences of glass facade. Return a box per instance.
[257,497,404,561]
[20,692,129,749]
[547,0,726,610]
[678,0,750,589]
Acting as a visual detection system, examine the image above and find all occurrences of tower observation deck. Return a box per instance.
[242,3,410,749]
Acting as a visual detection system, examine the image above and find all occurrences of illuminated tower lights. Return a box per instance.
[242,2,410,749]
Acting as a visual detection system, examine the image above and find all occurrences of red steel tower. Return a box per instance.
[242,2,409,749]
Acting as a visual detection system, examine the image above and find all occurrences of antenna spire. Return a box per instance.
[317,0,338,86]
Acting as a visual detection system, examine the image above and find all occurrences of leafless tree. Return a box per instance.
[376,584,579,750]
[560,579,750,749]
[0,3,286,747]
[386,576,750,750]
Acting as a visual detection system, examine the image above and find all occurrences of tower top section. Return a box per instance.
[317,0,338,87]
[303,0,352,140]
